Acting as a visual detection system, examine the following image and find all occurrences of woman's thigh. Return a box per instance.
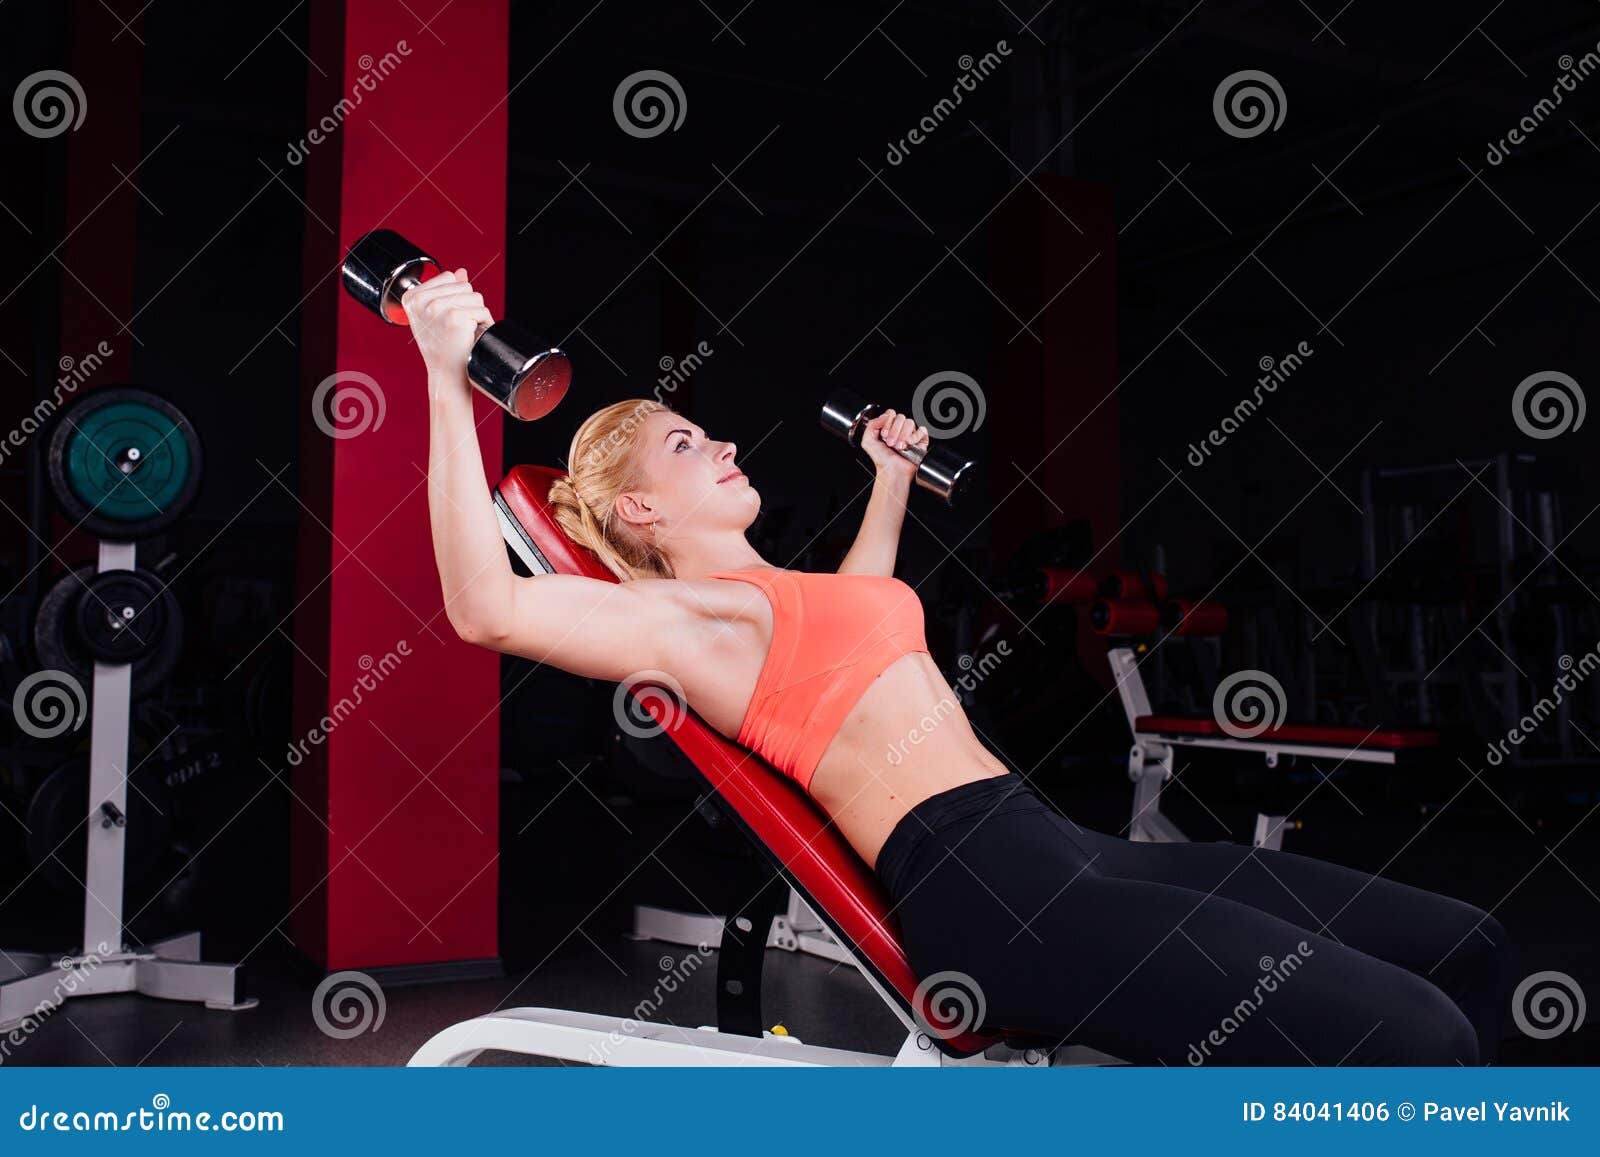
[895,810,1481,1065]
[1056,818,1507,979]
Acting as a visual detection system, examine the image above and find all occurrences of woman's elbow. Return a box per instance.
[449,609,511,650]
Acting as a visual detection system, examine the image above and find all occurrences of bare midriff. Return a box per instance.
[801,651,1010,872]
[671,572,1010,871]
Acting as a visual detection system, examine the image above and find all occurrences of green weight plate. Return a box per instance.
[48,388,202,540]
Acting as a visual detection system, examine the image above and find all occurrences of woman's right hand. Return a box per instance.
[400,267,496,384]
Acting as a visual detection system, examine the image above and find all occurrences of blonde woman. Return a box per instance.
[409,269,1513,1065]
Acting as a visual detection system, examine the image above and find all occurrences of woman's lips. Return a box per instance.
[718,471,745,484]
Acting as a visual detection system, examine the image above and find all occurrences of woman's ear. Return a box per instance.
[613,489,655,532]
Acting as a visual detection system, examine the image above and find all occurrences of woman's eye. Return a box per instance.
[674,439,690,452]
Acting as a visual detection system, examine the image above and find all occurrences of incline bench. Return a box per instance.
[409,465,1122,1067]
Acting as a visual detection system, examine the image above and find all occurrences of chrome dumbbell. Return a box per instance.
[341,228,572,421]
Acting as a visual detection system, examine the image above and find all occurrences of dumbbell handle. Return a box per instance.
[820,388,979,505]
[386,267,489,340]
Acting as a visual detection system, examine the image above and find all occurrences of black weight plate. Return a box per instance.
[24,754,171,897]
[47,387,203,541]
[74,569,168,665]
[33,565,184,701]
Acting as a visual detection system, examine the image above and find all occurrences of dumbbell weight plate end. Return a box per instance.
[342,228,441,326]
[466,319,572,421]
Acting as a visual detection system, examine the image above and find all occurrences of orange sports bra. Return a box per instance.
[707,568,930,793]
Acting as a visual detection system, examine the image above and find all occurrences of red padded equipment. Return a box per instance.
[496,465,1014,1057]
[1135,714,1440,750]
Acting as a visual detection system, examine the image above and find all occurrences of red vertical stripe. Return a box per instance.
[291,0,507,970]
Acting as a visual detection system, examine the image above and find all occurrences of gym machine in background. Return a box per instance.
[0,388,255,1031]
[988,565,1441,849]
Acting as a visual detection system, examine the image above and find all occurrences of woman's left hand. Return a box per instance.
[860,408,928,484]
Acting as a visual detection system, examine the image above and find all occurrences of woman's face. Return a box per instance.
[617,409,760,537]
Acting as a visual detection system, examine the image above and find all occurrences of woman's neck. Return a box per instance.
[669,535,774,581]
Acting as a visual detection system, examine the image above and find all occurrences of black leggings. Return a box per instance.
[874,774,1516,1065]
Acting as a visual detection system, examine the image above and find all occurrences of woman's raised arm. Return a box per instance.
[405,269,683,680]
[405,267,518,640]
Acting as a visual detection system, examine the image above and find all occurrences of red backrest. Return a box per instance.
[495,464,999,1056]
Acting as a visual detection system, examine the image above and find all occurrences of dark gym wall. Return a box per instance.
[7,0,1600,945]
[129,2,310,532]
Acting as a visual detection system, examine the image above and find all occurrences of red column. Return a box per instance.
[990,177,1120,686]
[290,0,508,974]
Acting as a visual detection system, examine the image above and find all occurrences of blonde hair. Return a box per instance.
[546,398,677,581]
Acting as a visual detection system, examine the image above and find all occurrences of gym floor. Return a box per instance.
[6,755,1598,1066]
